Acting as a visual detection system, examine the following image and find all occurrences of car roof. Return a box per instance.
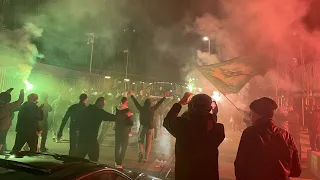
[0,152,105,174]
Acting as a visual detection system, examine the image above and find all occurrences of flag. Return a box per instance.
[123,49,129,53]
[197,56,266,94]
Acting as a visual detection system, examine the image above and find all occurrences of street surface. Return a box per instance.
[5,124,315,180]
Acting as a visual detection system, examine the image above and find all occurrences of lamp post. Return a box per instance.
[203,36,211,55]
[87,33,95,74]
[123,49,129,90]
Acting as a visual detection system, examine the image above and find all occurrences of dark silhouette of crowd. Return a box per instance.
[2,86,317,180]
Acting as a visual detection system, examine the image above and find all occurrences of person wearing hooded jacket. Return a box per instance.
[128,90,166,162]
[114,97,134,168]
[164,92,225,180]
[0,88,24,153]
[235,97,301,180]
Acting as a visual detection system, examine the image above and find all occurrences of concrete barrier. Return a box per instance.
[307,150,320,179]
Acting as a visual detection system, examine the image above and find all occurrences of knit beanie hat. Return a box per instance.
[249,97,278,119]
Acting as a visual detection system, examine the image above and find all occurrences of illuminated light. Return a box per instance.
[188,85,193,92]
[24,80,33,91]
[203,36,209,41]
[212,91,221,102]
[132,82,136,85]
[124,79,130,82]
[198,88,203,92]
[9,155,15,158]
[104,76,111,79]
[149,83,153,85]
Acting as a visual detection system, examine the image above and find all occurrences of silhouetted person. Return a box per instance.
[57,94,88,156]
[12,93,44,152]
[235,97,301,180]
[38,93,52,152]
[0,88,24,153]
[310,106,320,151]
[77,97,115,162]
[114,97,134,168]
[129,90,166,162]
[164,93,225,180]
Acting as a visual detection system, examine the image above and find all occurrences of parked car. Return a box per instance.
[0,151,161,180]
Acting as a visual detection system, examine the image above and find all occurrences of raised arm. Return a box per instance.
[10,89,25,109]
[163,92,192,137]
[130,95,142,111]
[152,97,166,111]
[163,103,182,137]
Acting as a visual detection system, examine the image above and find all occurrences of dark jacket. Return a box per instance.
[115,104,134,134]
[131,95,165,129]
[78,105,115,143]
[16,102,43,134]
[58,102,87,134]
[164,103,225,180]
[234,120,301,180]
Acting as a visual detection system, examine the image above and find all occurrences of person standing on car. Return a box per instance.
[77,97,116,162]
[38,93,52,152]
[164,92,225,180]
[235,97,301,180]
[0,88,24,153]
[128,90,166,163]
[57,94,88,156]
[114,97,134,168]
[12,93,44,152]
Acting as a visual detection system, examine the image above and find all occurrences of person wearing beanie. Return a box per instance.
[12,93,43,152]
[164,92,225,180]
[0,88,24,153]
[235,97,301,180]
[57,93,88,156]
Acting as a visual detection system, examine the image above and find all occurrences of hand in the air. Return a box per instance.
[128,90,133,96]
[179,92,193,106]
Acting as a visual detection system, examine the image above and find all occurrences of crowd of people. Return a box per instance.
[0,87,320,179]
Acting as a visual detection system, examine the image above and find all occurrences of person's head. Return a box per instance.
[95,97,106,109]
[79,93,88,104]
[188,94,212,114]
[0,92,11,104]
[144,99,151,107]
[27,93,39,104]
[121,97,128,106]
[249,97,278,125]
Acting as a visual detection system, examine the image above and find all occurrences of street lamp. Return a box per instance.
[123,49,129,90]
[203,36,211,55]
[87,33,95,74]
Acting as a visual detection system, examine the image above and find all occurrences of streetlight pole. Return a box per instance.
[124,49,129,90]
[203,36,211,55]
[87,33,95,74]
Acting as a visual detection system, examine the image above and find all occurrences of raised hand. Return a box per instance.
[179,92,193,106]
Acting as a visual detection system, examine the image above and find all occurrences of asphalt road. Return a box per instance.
[5,125,314,180]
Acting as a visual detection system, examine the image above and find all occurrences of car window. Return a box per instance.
[81,171,128,180]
